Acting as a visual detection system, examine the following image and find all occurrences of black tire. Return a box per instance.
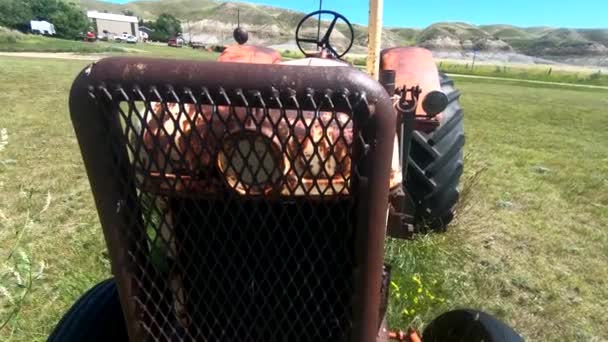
[406,73,465,232]
[48,279,128,342]
[422,309,523,342]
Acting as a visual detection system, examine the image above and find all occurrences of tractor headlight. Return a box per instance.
[218,132,284,195]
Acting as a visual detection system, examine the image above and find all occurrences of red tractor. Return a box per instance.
[50,7,522,342]
[84,30,97,42]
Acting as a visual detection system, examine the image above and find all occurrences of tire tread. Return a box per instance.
[405,73,464,232]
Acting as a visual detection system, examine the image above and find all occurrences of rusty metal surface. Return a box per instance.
[388,329,422,342]
[217,45,282,64]
[141,101,402,196]
[380,47,442,120]
[141,102,353,197]
[70,57,396,341]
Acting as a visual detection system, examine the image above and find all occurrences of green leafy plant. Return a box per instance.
[0,249,45,335]
[390,275,445,323]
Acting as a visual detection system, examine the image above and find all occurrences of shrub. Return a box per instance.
[589,70,602,80]
[0,27,24,44]
[280,49,304,59]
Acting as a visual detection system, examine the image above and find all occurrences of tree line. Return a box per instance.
[0,0,89,39]
[0,0,182,42]
[140,14,182,42]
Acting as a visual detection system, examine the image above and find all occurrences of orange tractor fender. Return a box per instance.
[380,47,443,119]
[218,45,283,64]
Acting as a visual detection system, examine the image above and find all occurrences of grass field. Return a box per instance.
[281,49,608,87]
[0,56,606,341]
[438,61,608,87]
[0,30,218,60]
[3,30,607,87]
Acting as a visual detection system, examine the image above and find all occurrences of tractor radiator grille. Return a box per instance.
[93,82,363,341]
[71,59,395,342]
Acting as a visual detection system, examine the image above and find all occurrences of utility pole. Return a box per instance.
[367,0,383,79]
[187,20,192,44]
[472,47,478,69]
[316,0,322,49]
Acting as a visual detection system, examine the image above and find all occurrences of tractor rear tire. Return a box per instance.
[406,73,464,232]
[48,279,128,342]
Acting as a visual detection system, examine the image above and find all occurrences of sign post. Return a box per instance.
[367,0,383,79]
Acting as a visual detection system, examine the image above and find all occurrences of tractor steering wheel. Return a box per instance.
[295,10,354,59]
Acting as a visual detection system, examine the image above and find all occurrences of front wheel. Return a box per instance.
[423,309,523,342]
[406,73,465,232]
[48,279,128,342]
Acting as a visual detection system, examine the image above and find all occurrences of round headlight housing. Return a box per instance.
[218,132,284,195]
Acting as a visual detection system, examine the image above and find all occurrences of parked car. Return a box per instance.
[114,33,137,44]
[115,33,130,42]
[168,37,184,47]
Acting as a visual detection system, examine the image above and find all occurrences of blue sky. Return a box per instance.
[107,0,607,28]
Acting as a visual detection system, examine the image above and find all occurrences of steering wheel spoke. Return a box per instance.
[295,10,354,59]
[299,38,320,44]
[322,16,340,43]
[327,45,340,59]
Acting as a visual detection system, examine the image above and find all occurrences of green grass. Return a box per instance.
[0,30,124,54]
[438,61,608,86]
[0,31,218,60]
[386,76,608,340]
[0,57,607,341]
[0,57,109,341]
[95,41,219,59]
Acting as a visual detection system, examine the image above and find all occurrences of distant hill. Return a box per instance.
[76,0,608,65]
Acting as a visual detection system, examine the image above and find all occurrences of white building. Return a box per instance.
[87,11,139,40]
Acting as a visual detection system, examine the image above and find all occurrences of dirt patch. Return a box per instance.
[0,52,102,61]
[120,47,148,53]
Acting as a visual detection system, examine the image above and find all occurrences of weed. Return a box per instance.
[0,187,48,336]
[0,249,41,336]
[0,28,24,45]
[390,275,445,325]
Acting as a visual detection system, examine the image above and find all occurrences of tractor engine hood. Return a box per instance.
[138,101,402,197]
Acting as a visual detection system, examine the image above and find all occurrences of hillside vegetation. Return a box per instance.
[77,0,608,62]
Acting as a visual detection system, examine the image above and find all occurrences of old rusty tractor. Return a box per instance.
[49,5,522,342]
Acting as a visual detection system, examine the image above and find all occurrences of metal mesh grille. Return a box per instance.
[91,83,372,341]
